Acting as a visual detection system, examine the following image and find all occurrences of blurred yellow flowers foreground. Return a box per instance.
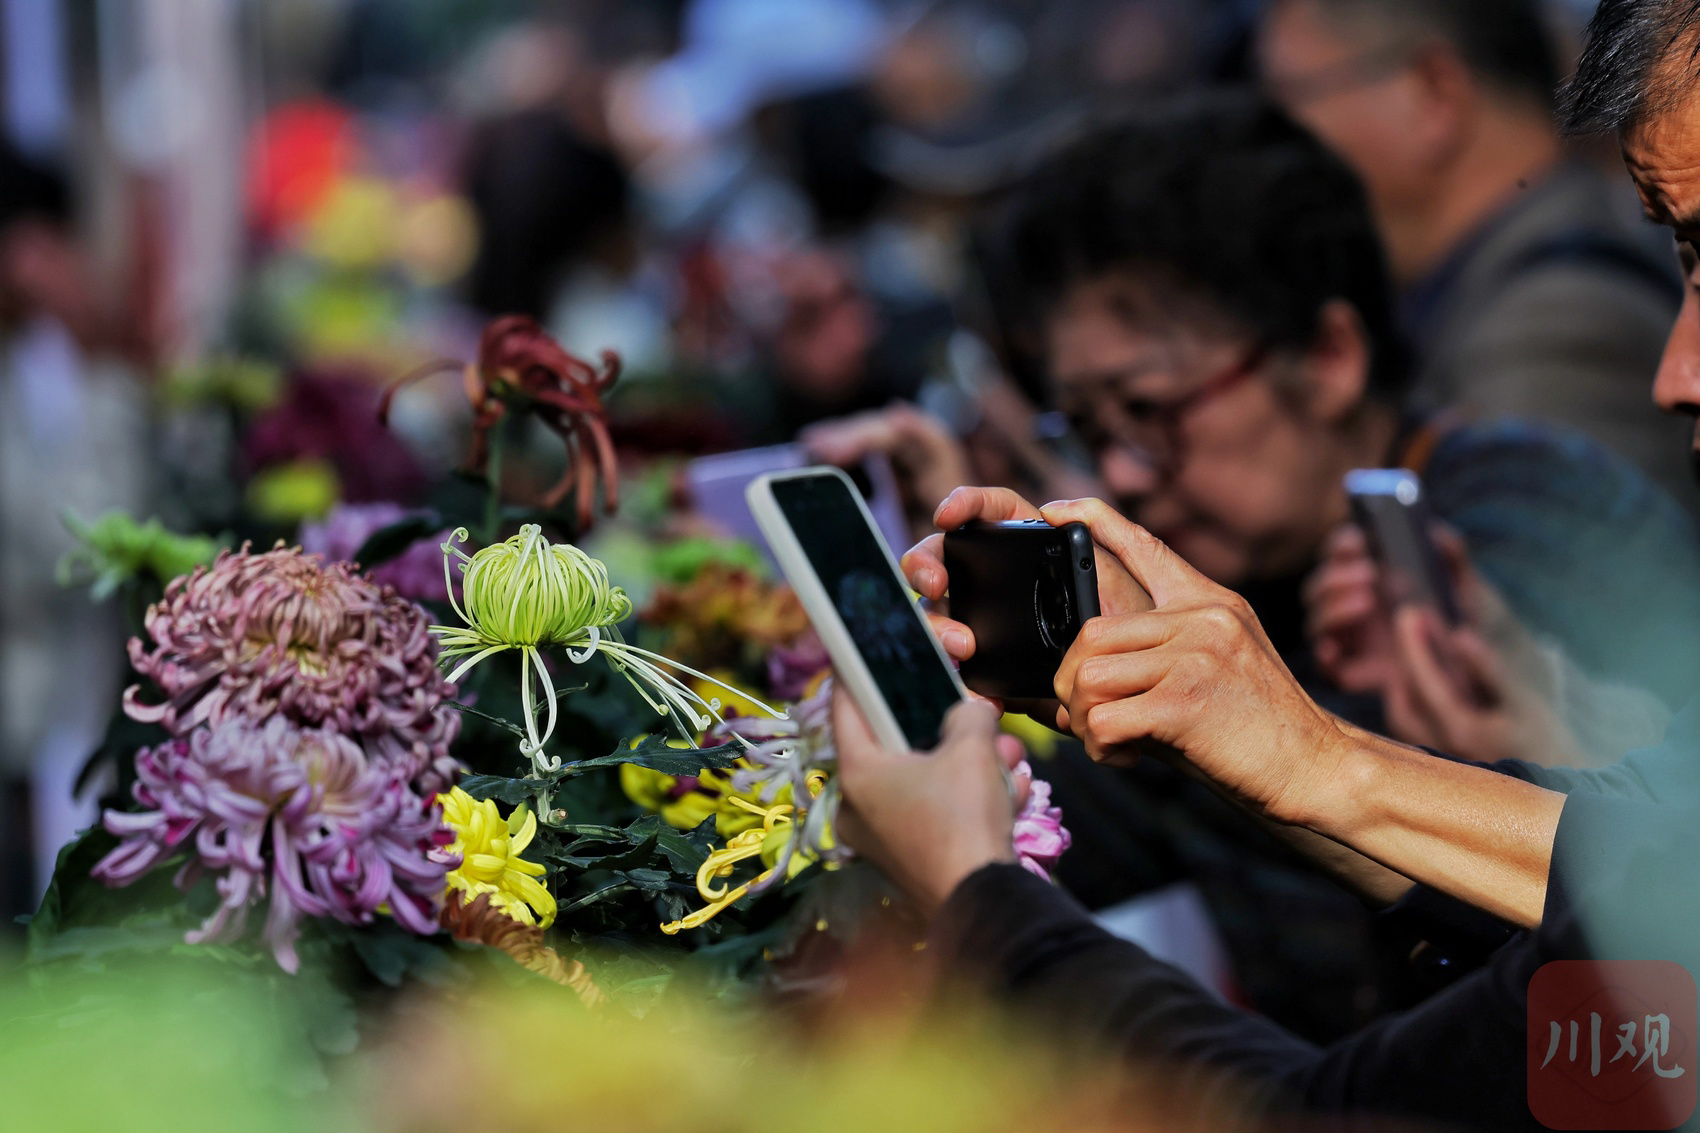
[0,950,1265,1133]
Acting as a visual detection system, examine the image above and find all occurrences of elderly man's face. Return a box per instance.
[1623,104,1700,474]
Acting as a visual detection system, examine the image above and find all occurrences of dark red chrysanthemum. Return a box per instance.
[380,315,620,531]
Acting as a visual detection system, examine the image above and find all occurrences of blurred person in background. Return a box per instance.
[460,21,633,325]
[0,140,150,922]
[960,90,1700,1040]
[1259,0,1699,512]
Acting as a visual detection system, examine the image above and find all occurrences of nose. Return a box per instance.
[1098,443,1159,500]
[1653,288,1700,418]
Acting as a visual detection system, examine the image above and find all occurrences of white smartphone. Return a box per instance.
[747,466,967,751]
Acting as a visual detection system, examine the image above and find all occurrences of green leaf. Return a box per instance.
[654,817,716,875]
[346,924,460,989]
[27,826,123,955]
[550,833,659,872]
[562,734,743,780]
[616,868,673,892]
[458,774,540,806]
[554,881,639,918]
[27,919,196,964]
[351,514,446,570]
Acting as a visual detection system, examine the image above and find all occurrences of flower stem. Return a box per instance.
[482,417,508,546]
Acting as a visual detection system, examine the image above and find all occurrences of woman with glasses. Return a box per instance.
[946,90,1700,1041]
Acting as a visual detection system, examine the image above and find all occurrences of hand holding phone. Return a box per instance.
[747,466,965,751]
[900,487,1155,669]
[1344,469,1462,626]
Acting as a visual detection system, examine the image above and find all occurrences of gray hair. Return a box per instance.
[1560,0,1700,133]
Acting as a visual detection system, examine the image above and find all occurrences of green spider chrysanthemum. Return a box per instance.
[433,525,781,774]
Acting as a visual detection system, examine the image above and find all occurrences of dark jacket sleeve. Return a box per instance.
[1538,790,1700,972]
[934,864,1548,1130]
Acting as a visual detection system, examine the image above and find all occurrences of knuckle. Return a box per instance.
[1076,656,1114,697]
[1076,615,1111,652]
[1195,603,1241,636]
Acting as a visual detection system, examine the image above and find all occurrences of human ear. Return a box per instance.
[1300,299,1371,425]
[1404,42,1475,165]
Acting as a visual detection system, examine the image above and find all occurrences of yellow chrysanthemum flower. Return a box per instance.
[618,756,795,838]
[439,787,557,928]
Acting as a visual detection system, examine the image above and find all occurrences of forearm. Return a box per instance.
[1158,752,1418,906]
[1288,725,1565,928]
[1262,822,1416,906]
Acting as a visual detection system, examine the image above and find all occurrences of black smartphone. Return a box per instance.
[1344,469,1462,626]
[944,520,1102,699]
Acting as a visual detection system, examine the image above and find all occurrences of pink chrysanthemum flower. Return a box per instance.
[124,545,459,792]
[92,717,457,973]
[1012,764,1071,879]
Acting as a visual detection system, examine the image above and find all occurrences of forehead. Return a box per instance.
[1260,0,1386,63]
[1623,105,1700,233]
[1045,279,1233,386]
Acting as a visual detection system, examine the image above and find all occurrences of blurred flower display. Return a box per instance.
[1012,768,1070,879]
[30,231,1075,1121]
[245,373,425,506]
[641,561,817,689]
[57,511,226,600]
[439,891,601,1002]
[383,316,621,531]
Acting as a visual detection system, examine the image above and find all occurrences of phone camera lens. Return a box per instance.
[1037,583,1074,651]
[1080,557,1093,571]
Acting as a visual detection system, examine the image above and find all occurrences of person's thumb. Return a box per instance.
[937,698,1000,753]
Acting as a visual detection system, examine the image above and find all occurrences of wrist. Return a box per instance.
[917,840,1017,916]
[1274,721,1395,839]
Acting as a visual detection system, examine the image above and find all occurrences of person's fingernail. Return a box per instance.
[941,626,969,655]
[915,568,940,593]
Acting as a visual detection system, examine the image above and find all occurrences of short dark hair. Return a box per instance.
[1304,0,1561,109]
[988,90,1408,403]
[1560,0,1700,134]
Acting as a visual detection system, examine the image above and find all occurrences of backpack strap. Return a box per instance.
[1396,409,1470,477]
[1494,228,1680,306]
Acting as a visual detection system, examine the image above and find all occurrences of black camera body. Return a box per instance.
[943,520,1101,700]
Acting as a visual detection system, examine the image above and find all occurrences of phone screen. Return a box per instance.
[770,472,961,749]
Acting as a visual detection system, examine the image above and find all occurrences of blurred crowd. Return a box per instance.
[5,0,1700,1125]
